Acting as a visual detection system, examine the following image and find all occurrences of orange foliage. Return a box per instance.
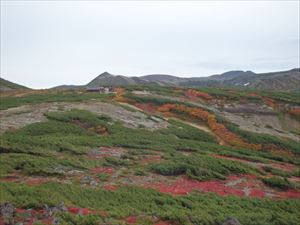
[247,93,258,97]
[185,89,213,101]
[158,103,261,150]
[288,108,300,116]
[113,87,127,102]
[262,97,276,108]
[134,103,157,113]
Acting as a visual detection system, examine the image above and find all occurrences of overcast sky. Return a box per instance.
[1,1,299,89]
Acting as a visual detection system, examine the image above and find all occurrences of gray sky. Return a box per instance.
[1,1,299,89]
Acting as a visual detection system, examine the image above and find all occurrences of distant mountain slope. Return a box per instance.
[141,69,300,91]
[223,68,300,91]
[0,78,29,92]
[50,68,300,91]
[141,74,189,85]
[51,84,85,90]
[86,72,152,87]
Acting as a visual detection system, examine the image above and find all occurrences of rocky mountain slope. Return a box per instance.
[141,69,300,91]
[58,68,300,91]
[86,72,151,88]
[0,77,29,92]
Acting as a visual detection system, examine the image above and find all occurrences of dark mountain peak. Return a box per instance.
[209,70,256,81]
[220,70,255,76]
[98,72,114,77]
[0,77,29,92]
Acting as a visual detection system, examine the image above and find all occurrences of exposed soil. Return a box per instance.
[221,105,300,141]
[0,101,169,133]
[88,147,126,159]
[131,91,300,141]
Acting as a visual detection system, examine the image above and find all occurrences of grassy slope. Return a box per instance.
[0,88,300,225]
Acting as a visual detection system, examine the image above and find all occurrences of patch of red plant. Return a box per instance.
[68,207,81,214]
[262,97,276,108]
[154,221,173,225]
[126,215,137,224]
[278,190,300,199]
[103,184,118,191]
[0,177,19,183]
[90,167,115,175]
[249,189,265,198]
[134,103,157,113]
[25,178,46,186]
[287,108,300,116]
[145,176,244,196]
[140,155,161,165]
[39,217,53,225]
[184,89,213,101]
[247,93,259,97]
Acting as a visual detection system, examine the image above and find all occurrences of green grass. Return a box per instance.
[1,92,300,225]
[150,152,259,181]
[262,177,295,191]
[0,91,112,110]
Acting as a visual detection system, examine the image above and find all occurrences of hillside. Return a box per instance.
[56,68,300,92]
[86,72,151,88]
[0,85,300,225]
[0,77,29,92]
[141,69,300,91]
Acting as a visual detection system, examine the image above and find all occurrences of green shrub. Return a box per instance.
[262,177,294,190]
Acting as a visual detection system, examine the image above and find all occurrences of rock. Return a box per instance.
[222,217,242,225]
[44,202,67,216]
[52,217,60,225]
[90,180,98,187]
[0,202,15,224]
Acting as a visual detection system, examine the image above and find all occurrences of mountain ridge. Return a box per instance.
[0,77,29,92]
[2,68,299,92]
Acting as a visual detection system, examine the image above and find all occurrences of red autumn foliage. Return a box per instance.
[68,207,80,214]
[247,93,259,97]
[145,176,244,197]
[103,184,118,191]
[90,167,115,175]
[288,108,300,116]
[25,178,46,186]
[185,89,213,101]
[144,175,300,199]
[262,97,276,108]
[126,216,137,224]
[154,222,173,225]
[134,103,157,113]
[278,190,300,199]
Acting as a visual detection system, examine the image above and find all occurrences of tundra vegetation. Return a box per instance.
[0,86,300,225]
